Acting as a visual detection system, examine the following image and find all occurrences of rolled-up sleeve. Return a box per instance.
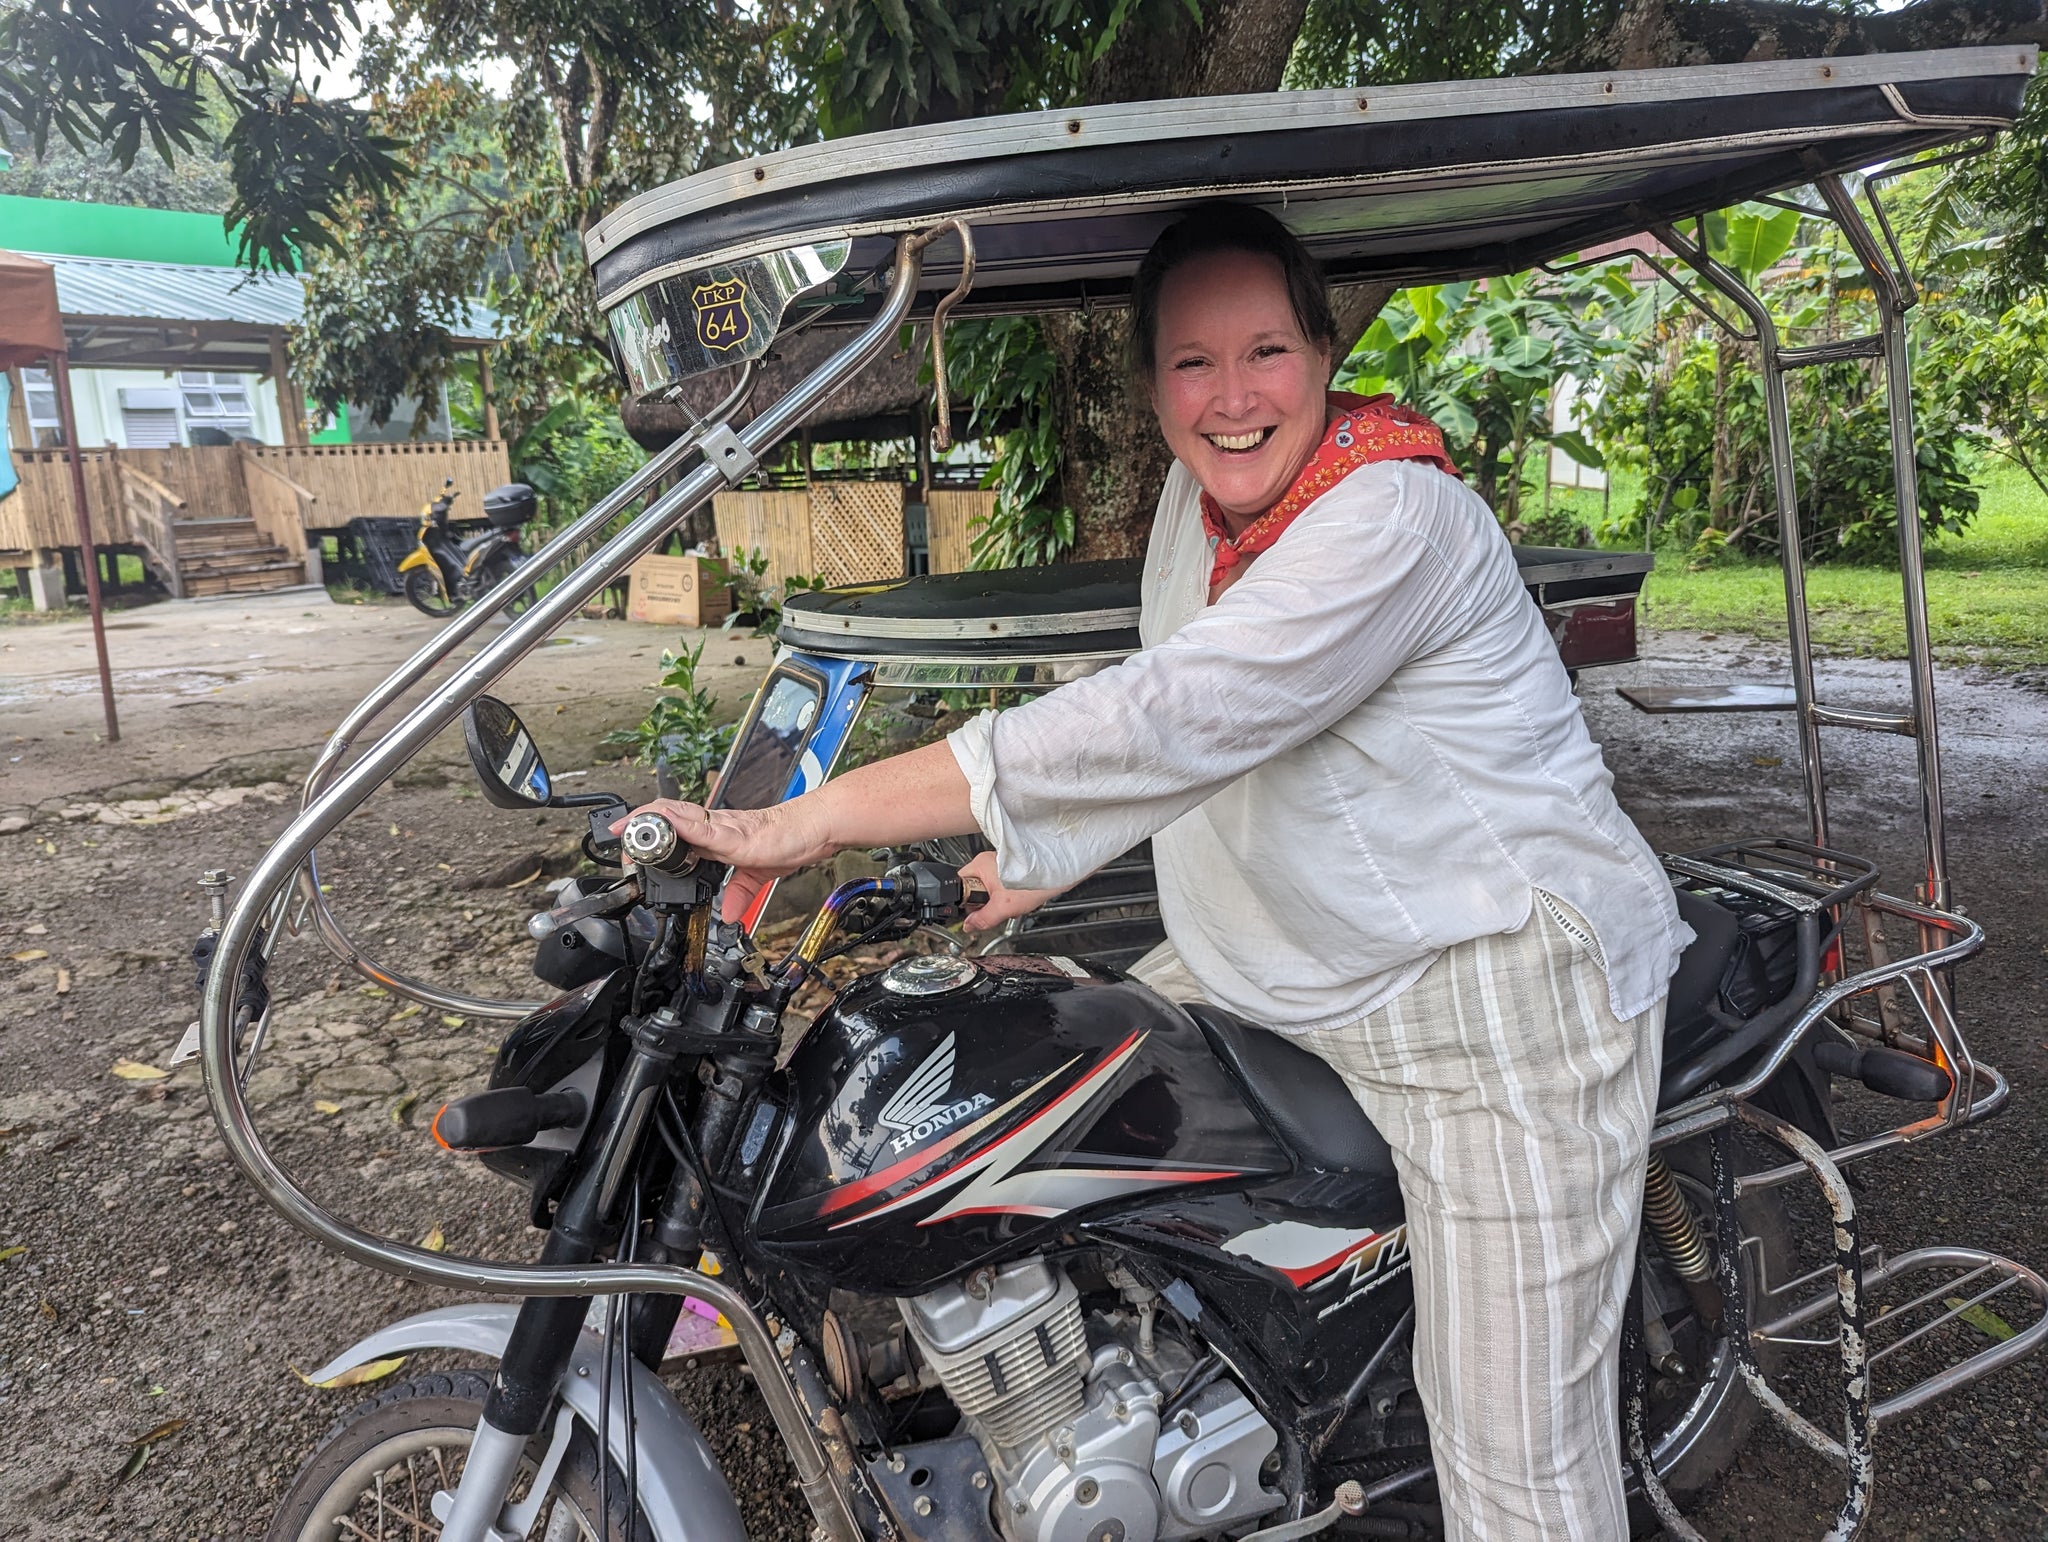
[946,470,1469,889]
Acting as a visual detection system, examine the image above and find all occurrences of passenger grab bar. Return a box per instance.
[291,363,761,1020]
[201,230,957,1542]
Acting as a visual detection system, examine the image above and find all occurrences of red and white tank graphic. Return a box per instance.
[820,1030,1251,1230]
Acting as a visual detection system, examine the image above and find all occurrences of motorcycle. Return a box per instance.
[399,477,540,618]
[250,692,1934,1542]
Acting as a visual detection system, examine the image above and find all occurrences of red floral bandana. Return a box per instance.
[1199,392,1461,594]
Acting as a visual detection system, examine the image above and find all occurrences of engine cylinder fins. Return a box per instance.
[901,1258,1091,1451]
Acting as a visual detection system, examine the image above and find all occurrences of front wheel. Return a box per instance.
[404,566,458,618]
[267,1370,643,1541]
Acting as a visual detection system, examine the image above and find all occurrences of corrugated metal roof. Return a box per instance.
[20,251,500,340]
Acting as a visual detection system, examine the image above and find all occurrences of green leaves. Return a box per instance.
[941,317,1076,568]
[603,639,737,797]
[1705,204,1802,287]
[1336,264,1631,523]
[0,1,401,274]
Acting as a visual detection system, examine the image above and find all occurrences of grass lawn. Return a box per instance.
[1554,460,2048,669]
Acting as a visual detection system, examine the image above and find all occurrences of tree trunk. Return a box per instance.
[1041,311,1174,560]
[1709,341,1732,522]
[1042,0,1312,558]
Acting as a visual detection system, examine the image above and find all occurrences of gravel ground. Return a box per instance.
[0,626,2042,1540]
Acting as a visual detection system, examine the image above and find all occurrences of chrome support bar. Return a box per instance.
[1820,172,1953,912]
[1652,888,1984,1138]
[1779,336,1885,367]
[294,363,761,1021]
[1808,702,1917,736]
[201,234,941,1542]
[1654,218,1833,853]
[1749,1246,2048,1427]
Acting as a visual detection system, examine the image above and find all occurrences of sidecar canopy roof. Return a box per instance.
[587,45,2032,356]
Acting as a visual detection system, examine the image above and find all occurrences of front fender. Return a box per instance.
[305,1304,748,1542]
[396,548,433,572]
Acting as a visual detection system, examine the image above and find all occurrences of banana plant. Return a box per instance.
[1338,264,1630,521]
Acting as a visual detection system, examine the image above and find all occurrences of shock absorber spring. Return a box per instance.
[1643,1153,1712,1282]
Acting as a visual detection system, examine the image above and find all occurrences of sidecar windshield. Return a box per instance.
[714,664,826,811]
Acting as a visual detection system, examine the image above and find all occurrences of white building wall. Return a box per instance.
[58,368,287,449]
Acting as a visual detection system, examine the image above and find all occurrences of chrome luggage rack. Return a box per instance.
[1631,841,2047,1542]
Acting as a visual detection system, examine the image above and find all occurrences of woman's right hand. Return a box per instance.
[612,796,834,922]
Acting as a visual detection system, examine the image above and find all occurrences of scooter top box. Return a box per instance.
[482,482,538,529]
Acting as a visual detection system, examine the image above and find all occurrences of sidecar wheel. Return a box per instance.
[267,1369,646,1541]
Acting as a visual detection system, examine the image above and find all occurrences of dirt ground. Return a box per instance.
[0,591,2043,1540]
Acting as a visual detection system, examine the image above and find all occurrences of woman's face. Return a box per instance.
[1149,248,1332,521]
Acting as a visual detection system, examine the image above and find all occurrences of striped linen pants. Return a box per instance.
[1134,893,1664,1541]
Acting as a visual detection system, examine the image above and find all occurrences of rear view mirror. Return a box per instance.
[463,696,552,809]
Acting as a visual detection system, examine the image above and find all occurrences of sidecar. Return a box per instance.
[715,543,1653,962]
[201,41,2048,1542]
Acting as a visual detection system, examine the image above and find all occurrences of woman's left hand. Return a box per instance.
[958,850,1066,935]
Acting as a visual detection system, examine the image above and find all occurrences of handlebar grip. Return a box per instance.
[961,875,989,911]
[621,811,698,873]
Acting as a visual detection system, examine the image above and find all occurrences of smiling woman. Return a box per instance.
[628,202,1691,1541]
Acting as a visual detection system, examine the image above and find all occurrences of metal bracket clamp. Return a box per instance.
[700,422,758,487]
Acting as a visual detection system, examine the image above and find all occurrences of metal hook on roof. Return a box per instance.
[911,219,977,454]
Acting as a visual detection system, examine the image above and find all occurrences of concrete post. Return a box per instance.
[25,548,66,610]
[302,537,325,588]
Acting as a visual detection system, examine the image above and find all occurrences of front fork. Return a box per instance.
[435,1019,757,1540]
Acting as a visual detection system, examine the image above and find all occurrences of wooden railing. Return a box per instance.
[238,443,319,559]
[1,440,510,563]
[112,453,187,599]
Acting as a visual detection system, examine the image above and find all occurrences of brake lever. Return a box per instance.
[527,876,643,939]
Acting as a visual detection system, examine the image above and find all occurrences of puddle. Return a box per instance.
[0,666,245,707]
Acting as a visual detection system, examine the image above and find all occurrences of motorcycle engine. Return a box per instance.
[898,1258,1282,1542]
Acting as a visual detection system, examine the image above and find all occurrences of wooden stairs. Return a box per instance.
[169,516,306,598]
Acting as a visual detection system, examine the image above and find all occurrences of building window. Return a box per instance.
[20,367,64,447]
[177,370,255,441]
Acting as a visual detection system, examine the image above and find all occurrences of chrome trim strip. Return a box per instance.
[781,603,1140,640]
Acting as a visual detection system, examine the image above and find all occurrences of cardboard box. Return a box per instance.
[626,554,732,628]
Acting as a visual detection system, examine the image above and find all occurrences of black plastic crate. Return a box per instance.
[342,517,421,595]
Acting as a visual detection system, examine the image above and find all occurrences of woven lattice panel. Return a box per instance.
[809,481,904,586]
[926,490,996,574]
[714,491,812,583]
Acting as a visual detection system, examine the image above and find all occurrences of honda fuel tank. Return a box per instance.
[750,954,1290,1295]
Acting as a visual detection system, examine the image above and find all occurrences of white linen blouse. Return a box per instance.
[946,456,1689,1031]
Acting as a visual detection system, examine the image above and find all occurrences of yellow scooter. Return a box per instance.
[397,478,536,617]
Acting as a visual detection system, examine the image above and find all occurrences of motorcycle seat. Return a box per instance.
[1179,1003,1397,1178]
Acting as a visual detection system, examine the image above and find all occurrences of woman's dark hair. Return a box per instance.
[1128,203,1336,380]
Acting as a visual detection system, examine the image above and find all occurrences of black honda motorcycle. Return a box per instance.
[266,697,1889,1542]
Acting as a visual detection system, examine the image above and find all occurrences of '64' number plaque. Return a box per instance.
[692,279,752,352]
